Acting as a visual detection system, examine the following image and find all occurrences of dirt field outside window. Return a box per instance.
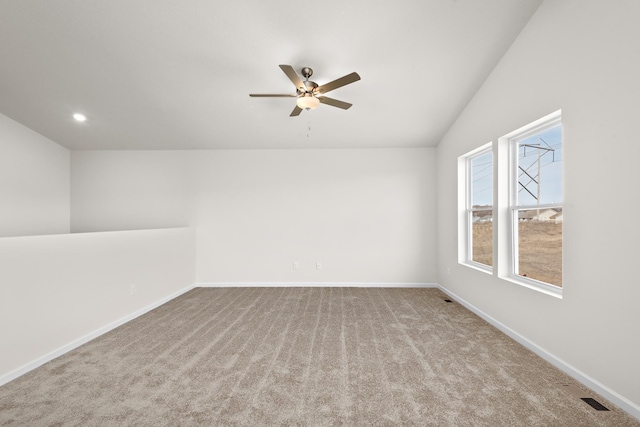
[473,220,562,287]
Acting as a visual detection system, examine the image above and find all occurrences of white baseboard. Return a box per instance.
[0,284,196,387]
[195,282,438,288]
[437,284,640,421]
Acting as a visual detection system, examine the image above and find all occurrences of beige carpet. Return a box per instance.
[1,287,637,426]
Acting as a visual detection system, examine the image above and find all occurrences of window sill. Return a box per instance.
[502,275,563,299]
[460,261,493,275]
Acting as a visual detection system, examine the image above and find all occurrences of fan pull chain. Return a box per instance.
[307,120,311,138]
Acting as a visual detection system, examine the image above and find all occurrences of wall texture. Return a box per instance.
[436,0,640,414]
[71,148,437,284]
[0,113,70,237]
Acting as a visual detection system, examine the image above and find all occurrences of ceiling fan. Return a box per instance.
[249,65,361,117]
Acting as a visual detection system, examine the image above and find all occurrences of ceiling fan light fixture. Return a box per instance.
[296,93,320,110]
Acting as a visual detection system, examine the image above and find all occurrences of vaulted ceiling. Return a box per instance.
[0,0,542,150]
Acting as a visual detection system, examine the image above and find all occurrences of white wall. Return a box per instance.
[0,227,196,383]
[70,151,193,232]
[71,148,437,284]
[192,149,435,283]
[437,0,640,415]
[0,113,70,237]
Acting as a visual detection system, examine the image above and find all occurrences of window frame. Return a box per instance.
[461,142,494,272]
[506,112,563,295]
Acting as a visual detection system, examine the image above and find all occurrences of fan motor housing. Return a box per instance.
[297,80,318,95]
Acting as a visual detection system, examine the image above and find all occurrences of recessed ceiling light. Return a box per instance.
[73,113,86,122]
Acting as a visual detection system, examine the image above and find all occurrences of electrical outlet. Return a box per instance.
[293,262,299,270]
[130,284,136,295]
[316,261,322,270]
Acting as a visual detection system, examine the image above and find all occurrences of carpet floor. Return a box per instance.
[0,287,637,426]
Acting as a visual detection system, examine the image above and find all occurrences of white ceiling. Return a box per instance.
[0,0,542,150]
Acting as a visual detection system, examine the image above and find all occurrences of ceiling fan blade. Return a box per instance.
[249,94,297,97]
[315,72,360,95]
[279,65,306,92]
[290,105,303,117]
[318,96,352,110]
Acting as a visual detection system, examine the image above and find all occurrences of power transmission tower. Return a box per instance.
[518,137,555,218]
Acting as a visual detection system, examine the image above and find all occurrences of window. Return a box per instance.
[509,116,563,288]
[469,148,493,268]
[458,110,563,297]
[461,143,493,270]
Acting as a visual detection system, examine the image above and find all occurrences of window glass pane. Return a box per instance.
[516,125,562,206]
[471,151,493,208]
[469,149,493,268]
[517,207,563,287]
[472,210,493,267]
